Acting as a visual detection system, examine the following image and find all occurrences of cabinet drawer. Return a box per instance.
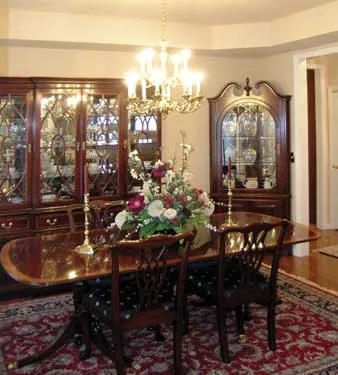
[0,216,30,235]
[250,200,283,217]
[36,213,71,231]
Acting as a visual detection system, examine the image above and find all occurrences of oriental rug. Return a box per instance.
[315,245,338,259]
[1,272,338,375]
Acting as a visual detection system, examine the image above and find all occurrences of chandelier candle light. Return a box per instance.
[74,165,94,255]
[125,0,203,115]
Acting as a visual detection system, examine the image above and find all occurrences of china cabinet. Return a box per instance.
[209,78,291,219]
[0,77,161,298]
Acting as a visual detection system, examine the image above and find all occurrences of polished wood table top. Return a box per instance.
[0,212,320,287]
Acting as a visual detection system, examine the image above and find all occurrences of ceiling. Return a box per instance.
[8,0,336,25]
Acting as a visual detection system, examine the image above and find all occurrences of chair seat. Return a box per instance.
[187,257,268,302]
[84,270,177,324]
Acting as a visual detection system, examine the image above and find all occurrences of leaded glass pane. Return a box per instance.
[0,95,27,204]
[86,95,119,197]
[40,93,77,202]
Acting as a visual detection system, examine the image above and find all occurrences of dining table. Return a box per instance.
[0,212,320,370]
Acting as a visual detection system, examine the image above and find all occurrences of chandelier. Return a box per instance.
[125,0,203,116]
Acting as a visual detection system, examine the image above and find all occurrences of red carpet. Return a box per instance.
[1,273,338,375]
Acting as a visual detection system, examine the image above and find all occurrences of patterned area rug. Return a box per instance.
[315,245,338,259]
[1,273,338,375]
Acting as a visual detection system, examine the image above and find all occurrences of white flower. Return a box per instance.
[198,192,209,204]
[115,210,129,229]
[199,202,215,216]
[155,159,165,167]
[163,208,177,220]
[147,200,165,217]
[142,181,153,200]
[130,169,139,179]
[183,171,194,182]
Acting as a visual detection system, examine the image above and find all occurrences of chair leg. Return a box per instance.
[78,312,92,360]
[114,331,125,375]
[173,322,183,375]
[217,305,230,363]
[235,305,247,344]
[183,297,189,335]
[155,325,165,342]
[243,304,252,321]
[267,300,276,351]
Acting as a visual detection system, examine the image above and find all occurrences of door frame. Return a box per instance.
[328,87,338,229]
[306,62,330,229]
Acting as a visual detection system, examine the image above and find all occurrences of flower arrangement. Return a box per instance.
[113,134,215,238]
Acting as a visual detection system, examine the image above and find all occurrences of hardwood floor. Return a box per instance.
[268,228,338,293]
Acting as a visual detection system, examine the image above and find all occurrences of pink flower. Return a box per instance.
[127,194,145,213]
[163,195,173,208]
[152,164,167,178]
[179,196,188,205]
[193,188,203,198]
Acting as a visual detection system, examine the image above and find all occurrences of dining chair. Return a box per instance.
[80,231,195,375]
[187,219,289,363]
[67,200,123,232]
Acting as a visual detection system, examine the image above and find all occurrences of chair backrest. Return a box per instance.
[67,200,123,232]
[110,231,195,328]
[217,219,289,302]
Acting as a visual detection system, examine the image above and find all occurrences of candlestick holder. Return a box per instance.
[226,176,233,226]
[74,193,94,255]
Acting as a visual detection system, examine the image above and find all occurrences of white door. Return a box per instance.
[329,90,338,228]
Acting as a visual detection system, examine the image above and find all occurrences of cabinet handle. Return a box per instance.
[28,144,32,153]
[1,222,13,229]
[76,142,80,152]
[46,218,58,226]
[333,164,338,169]
[254,204,277,209]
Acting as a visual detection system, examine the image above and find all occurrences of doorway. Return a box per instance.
[307,69,317,226]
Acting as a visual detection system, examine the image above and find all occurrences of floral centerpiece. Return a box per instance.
[113,134,214,238]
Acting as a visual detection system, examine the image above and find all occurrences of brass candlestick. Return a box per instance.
[74,193,94,255]
[227,176,233,225]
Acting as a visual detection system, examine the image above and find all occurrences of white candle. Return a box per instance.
[171,54,180,76]
[126,71,139,98]
[160,51,167,73]
[141,79,147,100]
[195,73,203,96]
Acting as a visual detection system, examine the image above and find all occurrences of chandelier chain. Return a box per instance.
[161,0,167,43]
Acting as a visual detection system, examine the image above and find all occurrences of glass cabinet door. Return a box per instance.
[221,103,276,190]
[127,113,161,193]
[86,94,120,198]
[0,94,29,204]
[39,93,79,203]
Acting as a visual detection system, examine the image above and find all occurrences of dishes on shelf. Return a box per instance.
[222,114,237,137]
[239,112,257,137]
[41,193,57,202]
[11,196,23,204]
[244,177,258,189]
[9,168,19,179]
[88,163,100,175]
[224,146,237,162]
[242,147,257,165]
